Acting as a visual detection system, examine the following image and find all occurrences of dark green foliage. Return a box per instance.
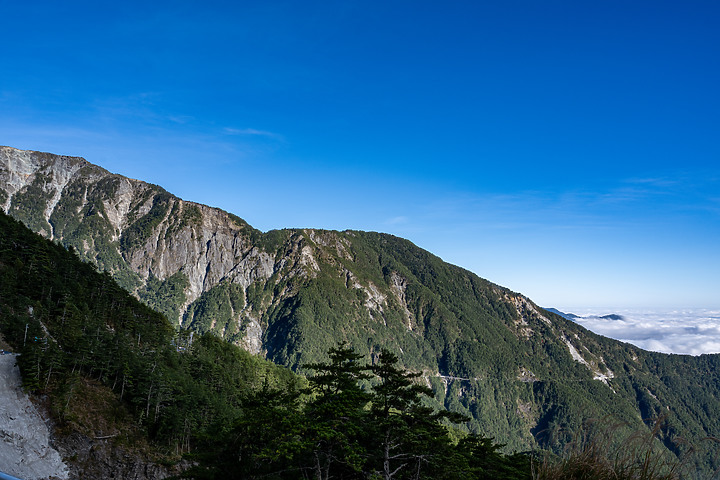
[367,349,467,479]
[165,202,203,239]
[8,172,54,235]
[302,344,374,479]
[256,228,293,253]
[183,281,246,336]
[226,211,263,240]
[184,343,531,480]
[139,271,190,323]
[121,190,172,250]
[186,385,305,479]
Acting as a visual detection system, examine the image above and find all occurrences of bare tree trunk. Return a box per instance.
[314,452,323,480]
[145,361,157,420]
[45,364,53,389]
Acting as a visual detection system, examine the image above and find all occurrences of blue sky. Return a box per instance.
[2,1,719,309]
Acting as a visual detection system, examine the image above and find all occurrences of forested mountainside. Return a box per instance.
[0,210,532,479]
[3,146,720,476]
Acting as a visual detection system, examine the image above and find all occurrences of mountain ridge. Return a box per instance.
[3,145,720,475]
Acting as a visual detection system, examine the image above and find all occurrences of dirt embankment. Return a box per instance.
[0,353,69,479]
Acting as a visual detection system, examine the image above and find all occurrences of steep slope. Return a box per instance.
[2,146,720,474]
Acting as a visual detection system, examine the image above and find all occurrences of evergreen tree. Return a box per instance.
[368,349,466,480]
[183,385,304,480]
[302,342,372,480]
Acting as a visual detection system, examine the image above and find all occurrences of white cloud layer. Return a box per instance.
[561,308,720,356]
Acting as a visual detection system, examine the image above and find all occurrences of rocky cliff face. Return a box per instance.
[1,146,269,313]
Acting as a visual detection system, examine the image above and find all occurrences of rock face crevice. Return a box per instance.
[52,432,182,480]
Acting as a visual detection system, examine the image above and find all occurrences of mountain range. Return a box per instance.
[544,308,625,322]
[2,146,720,476]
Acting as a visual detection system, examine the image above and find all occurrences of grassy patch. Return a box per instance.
[534,417,692,480]
[53,377,150,453]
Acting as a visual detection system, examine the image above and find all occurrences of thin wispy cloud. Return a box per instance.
[622,173,719,197]
[383,216,409,226]
[223,127,283,140]
[0,122,113,152]
[624,177,680,188]
[706,196,720,215]
[167,115,194,125]
[90,92,165,117]
[422,189,637,232]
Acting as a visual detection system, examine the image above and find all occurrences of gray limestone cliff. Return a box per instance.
[1,146,279,353]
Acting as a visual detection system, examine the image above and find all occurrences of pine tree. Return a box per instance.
[368,349,466,480]
[302,342,372,480]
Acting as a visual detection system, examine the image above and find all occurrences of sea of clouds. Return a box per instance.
[555,308,720,356]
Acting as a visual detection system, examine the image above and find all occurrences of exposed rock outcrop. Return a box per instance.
[52,432,183,480]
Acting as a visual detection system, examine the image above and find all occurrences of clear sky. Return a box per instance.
[2,1,719,310]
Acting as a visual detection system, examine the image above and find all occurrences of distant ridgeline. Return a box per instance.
[3,146,720,476]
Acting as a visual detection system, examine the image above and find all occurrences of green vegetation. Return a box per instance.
[8,171,54,235]
[184,281,246,336]
[2,204,719,479]
[0,213,532,477]
[120,190,173,251]
[47,173,142,291]
[139,271,190,323]
[165,201,202,239]
[218,228,720,477]
[227,211,264,240]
